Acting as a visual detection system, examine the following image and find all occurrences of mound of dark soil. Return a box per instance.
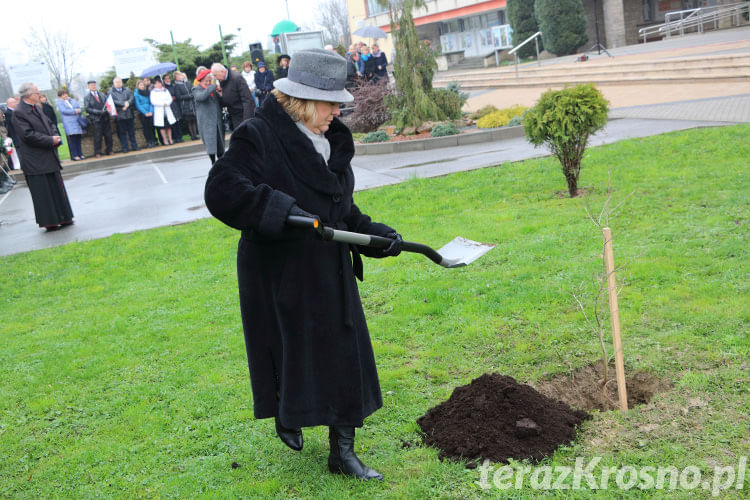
[417,373,590,464]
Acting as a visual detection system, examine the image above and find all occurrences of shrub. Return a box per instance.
[507,0,543,59]
[508,116,523,127]
[523,84,609,197]
[445,81,469,104]
[535,0,588,55]
[362,130,390,143]
[476,105,528,128]
[469,105,499,120]
[431,88,463,120]
[430,123,459,137]
[341,80,394,133]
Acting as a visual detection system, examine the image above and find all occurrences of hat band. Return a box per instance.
[288,69,341,91]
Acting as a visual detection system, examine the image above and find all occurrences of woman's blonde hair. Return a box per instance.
[271,88,318,124]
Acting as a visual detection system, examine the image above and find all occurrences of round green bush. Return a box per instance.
[430,123,460,137]
[362,130,390,143]
[508,116,523,127]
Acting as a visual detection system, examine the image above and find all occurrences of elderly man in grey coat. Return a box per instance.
[109,77,139,153]
[192,68,225,165]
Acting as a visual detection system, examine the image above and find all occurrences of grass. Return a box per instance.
[1,124,748,498]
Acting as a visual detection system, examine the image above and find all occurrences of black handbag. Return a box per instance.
[77,115,89,129]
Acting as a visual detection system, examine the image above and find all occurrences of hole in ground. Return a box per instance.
[534,360,672,412]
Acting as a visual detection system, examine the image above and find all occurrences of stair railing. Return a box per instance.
[639,2,750,42]
[508,31,542,82]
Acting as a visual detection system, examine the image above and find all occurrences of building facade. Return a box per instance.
[345,0,737,60]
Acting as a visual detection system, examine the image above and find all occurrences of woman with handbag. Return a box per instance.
[56,90,86,161]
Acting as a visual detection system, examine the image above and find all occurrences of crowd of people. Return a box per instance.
[0,45,394,228]
[345,41,388,88]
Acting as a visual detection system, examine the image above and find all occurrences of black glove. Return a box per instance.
[380,232,402,257]
[288,204,316,220]
[286,205,323,235]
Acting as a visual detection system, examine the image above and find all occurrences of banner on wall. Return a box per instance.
[9,62,52,93]
[113,47,156,79]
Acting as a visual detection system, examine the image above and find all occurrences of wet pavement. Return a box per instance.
[0,116,734,257]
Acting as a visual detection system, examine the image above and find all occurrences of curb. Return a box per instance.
[354,126,525,155]
[9,141,208,183]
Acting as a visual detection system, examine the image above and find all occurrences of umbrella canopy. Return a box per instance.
[271,20,299,36]
[353,25,387,39]
[140,62,178,78]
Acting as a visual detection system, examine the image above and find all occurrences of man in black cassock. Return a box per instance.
[12,82,74,230]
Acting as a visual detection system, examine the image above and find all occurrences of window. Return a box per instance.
[366,0,389,16]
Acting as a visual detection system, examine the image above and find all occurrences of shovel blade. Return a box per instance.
[437,237,495,268]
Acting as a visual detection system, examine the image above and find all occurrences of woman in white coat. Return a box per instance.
[149,77,176,145]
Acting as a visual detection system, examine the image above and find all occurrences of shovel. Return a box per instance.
[287,215,494,268]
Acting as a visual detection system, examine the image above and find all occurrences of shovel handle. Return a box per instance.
[285,215,449,266]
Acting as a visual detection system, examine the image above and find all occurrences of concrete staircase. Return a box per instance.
[433,52,750,90]
[447,57,487,71]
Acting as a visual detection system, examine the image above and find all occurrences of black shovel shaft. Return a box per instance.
[286,215,445,265]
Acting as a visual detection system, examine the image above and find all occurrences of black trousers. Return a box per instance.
[138,113,156,146]
[115,118,138,152]
[171,119,183,142]
[92,118,113,155]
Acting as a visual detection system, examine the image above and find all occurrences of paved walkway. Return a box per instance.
[609,93,750,122]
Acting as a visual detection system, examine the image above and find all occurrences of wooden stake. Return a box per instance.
[602,227,628,411]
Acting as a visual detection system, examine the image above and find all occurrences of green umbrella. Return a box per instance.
[271,20,299,36]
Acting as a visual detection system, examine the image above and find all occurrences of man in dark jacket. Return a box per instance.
[109,77,138,153]
[4,97,18,143]
[275,54,290,79]
[12,82,73,229]
[84,80,113,157]
[210,63,255,131]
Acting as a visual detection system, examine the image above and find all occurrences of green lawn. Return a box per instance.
[1,125,748,498]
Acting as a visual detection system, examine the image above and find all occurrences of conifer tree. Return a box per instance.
[506,0,543,59]
[535,0,588,55]
[381,0,447,129]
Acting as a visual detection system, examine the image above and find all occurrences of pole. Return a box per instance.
[602,227,628,411]
[170,31,181,72]
[594,0,602,55]
[219,25,228,67]
[285,0,290,19]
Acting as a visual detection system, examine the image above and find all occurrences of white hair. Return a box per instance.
[211,63,227,73]
[17,82,36,97]
[324,44,334,51]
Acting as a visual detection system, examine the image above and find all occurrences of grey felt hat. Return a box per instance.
[273,48,354,103]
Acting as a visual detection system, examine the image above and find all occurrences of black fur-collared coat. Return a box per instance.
[204,94,396,429]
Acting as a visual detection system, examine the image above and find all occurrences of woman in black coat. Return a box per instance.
[204,49,401,481]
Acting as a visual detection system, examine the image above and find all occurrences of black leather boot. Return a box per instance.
[328,426,383,480]
[275,416,303,451]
